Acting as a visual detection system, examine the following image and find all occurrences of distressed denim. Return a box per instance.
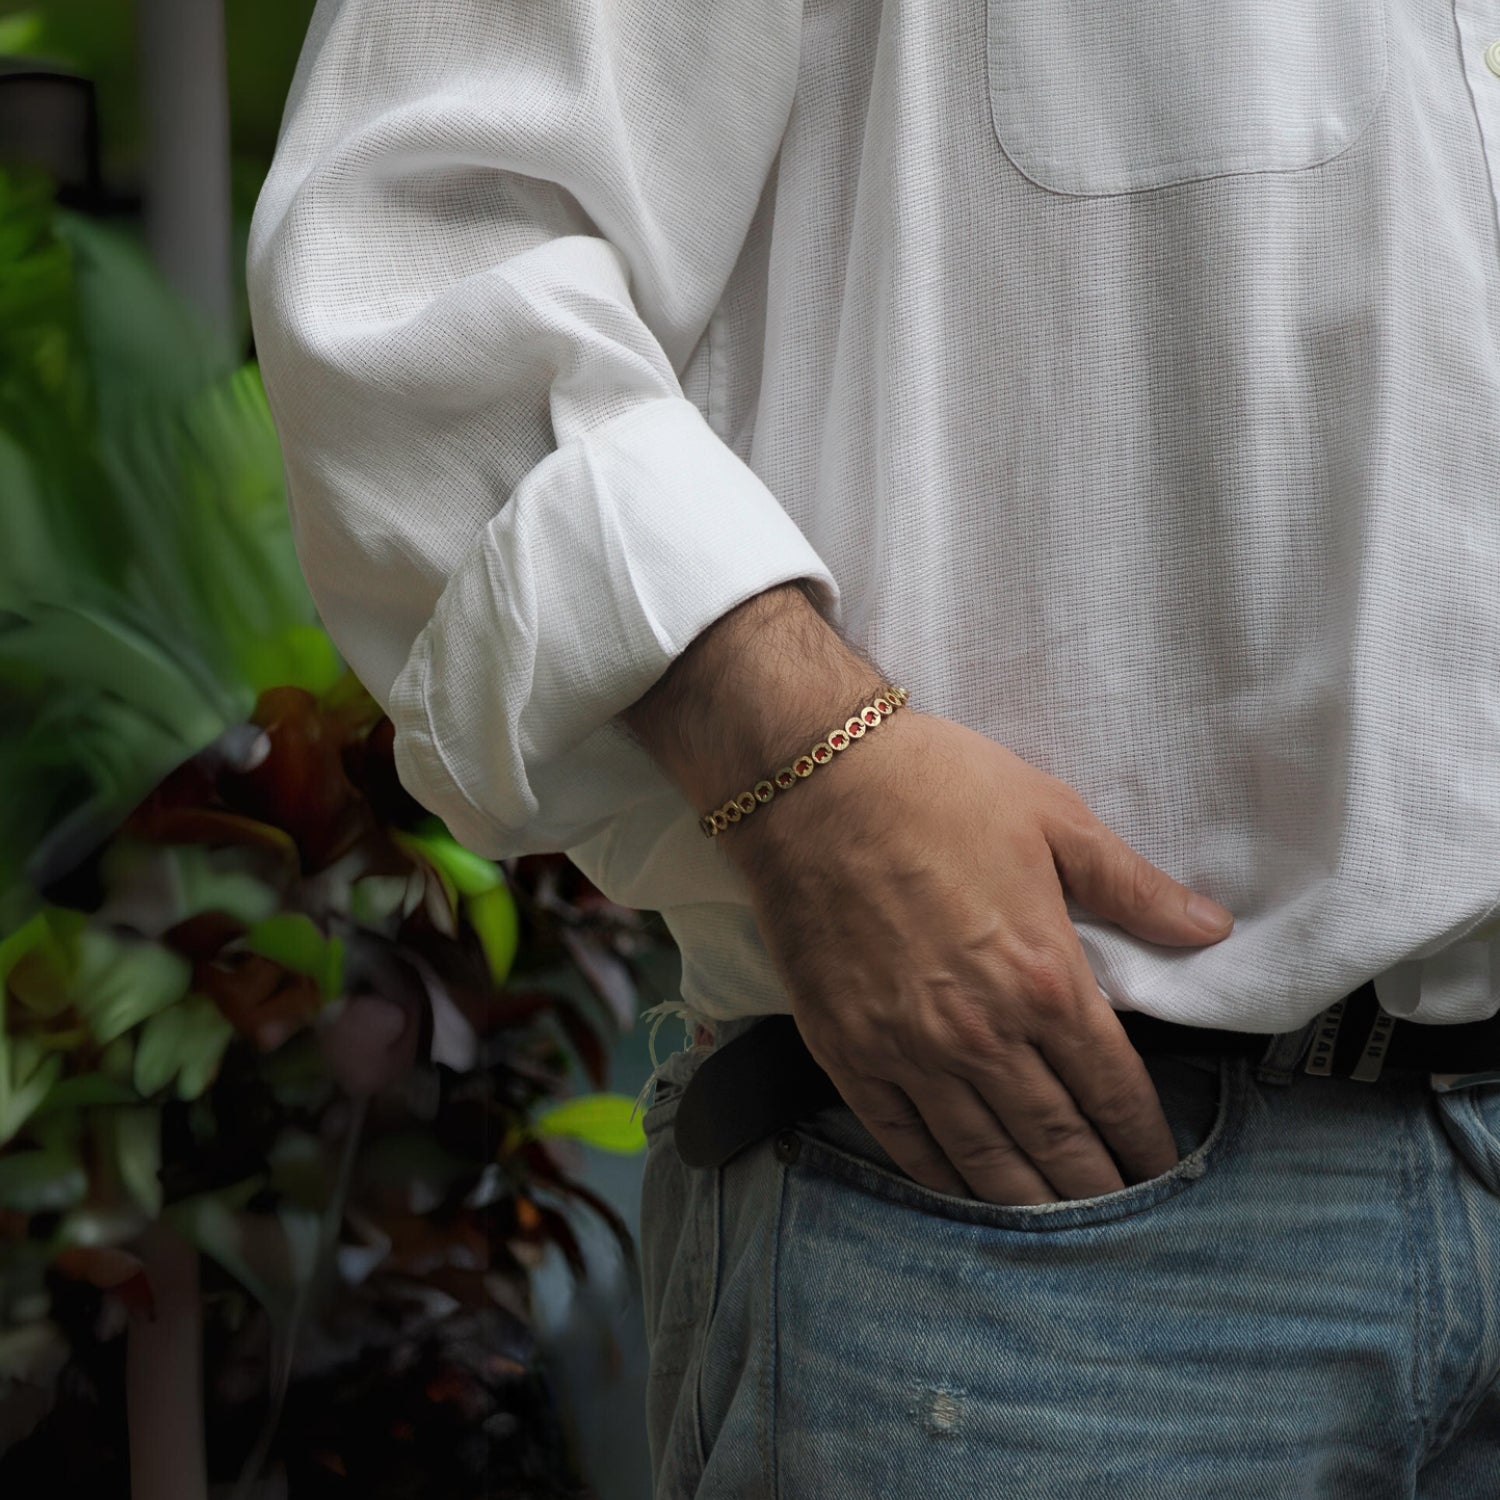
[638,1011,1500,1498]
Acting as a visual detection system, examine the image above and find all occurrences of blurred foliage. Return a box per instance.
[0,164,323,932]
[0,165,664,1496]
[0,0,317,221]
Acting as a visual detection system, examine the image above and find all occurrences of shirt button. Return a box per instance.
[1486,39,1500,76]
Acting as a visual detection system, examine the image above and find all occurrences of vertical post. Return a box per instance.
[135,0,234,343]
[126,1218,208,1500]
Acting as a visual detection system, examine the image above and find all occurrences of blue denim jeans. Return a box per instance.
[638,1011,1500,1498]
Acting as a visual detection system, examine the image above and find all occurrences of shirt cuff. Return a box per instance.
[388,395,841,857]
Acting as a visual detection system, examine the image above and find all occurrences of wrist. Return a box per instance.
[707,686,917,866]
[618,582,885,809]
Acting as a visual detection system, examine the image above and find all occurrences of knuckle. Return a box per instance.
[934,1009,1007,1063]
[857,1097,923,1134]
[902,998,1000,1065]
[1084,1072,1150,1127]
[949,1130,1026,1174]
[1019,953,1079,1010]
[1024,1109,1093,1159]
[804,1036,866,1088]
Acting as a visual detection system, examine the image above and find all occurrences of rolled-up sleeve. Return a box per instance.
[245,0,838,858]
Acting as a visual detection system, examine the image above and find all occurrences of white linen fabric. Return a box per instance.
[248,0,1500,1037]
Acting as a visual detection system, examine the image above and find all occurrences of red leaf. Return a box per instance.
[198,953,322,1051]
[122,807,298,865]
[222,686,370,870]
[464,988,558,1034]
[161,910,246,960]
[517,1140,565,1185]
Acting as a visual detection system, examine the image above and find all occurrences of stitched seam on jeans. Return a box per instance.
[689,1165,722,1476]
[1396,1099,1436,1450]
[763,1150,786,1500]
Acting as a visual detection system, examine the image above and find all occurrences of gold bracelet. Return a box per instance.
[697,684,909,838]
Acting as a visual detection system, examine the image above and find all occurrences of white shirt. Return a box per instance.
[248,0,1500,1040]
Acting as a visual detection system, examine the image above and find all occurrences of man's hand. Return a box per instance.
[620,583,1234,1205]
[726,707,1233,1203]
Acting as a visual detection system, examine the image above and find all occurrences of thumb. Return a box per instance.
[1046,809,1234,947]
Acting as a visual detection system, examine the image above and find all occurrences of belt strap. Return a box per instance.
[670,982,1500,1170]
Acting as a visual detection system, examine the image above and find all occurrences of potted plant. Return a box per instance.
[0,166,657,1498]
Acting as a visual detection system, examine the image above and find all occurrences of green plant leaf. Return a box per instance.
[0,1035,63,1147]
[530,1093,648,1155]
[0,908,70,988]
[0,190,326,899]
[466,883,521,986]
[109,1105,162,1217]
[0,14,44,55]
[239,623,342,696]
[0,915,76,1144]
[132,993,236,1100]
[240,913,344,1002]
[33,1072,139,1113]
[394,828,503,897]
[160,843,281,927]
[0,1143,87,1212]
[163,1182,283,1317]
[0,601,230,748]
[163,1185,315,1328]
[348,874,408,928]
[97,1033,133,1082]
[69,929,192,1043]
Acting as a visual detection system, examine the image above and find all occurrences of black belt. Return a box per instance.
[671,979,1500,1170]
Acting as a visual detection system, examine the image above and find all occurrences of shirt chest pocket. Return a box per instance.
[986,0,1391,197]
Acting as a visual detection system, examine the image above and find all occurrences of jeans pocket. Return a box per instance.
[987,0,1390,196]
[1435,1079,1500,1199]
[789,1050,1242,1232]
